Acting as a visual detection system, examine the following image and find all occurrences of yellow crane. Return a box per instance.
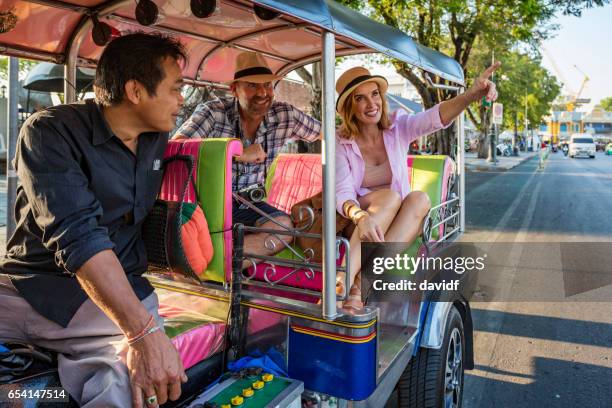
[542,47,591,111]
[566,64,590,112]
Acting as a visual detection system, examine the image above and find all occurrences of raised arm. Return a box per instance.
[439,61,501,126]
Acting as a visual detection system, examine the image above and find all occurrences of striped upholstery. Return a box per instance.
[265,154,323,213]
[160,140,201,204]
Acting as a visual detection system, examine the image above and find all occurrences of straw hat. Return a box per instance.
[335,67,388,113]
[228,51,282,84]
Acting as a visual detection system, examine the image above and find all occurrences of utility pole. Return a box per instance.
[486,52,496,163]
[524,94,529,150]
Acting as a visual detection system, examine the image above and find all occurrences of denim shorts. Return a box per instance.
[232,200,289,227]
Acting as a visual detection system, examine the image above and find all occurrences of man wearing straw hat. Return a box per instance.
[174,51,321,263]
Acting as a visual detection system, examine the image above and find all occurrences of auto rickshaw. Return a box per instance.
[0,1,474,406]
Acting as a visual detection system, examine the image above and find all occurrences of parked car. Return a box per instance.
[606,143,612,155]
[569,133,596,158]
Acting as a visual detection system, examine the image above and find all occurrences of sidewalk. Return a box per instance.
[464,150,540,172]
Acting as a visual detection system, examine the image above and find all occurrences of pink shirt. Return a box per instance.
[335,104,451,215]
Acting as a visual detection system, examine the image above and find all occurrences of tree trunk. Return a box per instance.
[477,104,490,158]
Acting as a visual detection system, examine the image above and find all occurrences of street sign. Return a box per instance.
[492,102,503,125]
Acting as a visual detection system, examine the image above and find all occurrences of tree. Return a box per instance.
[600,97,612,111]
[337,0,609,155]
[0,57,38,82]
[466,47,560,156]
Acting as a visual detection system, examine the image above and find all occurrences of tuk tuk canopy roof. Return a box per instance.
[0,0,464,86]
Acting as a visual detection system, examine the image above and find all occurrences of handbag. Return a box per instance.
[291,191,351,263]
[142,154,213,283]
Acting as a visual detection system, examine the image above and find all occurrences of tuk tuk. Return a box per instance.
[0,1,473,406]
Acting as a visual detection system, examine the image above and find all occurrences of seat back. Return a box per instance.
[265,153,323,213]
[407,154,455,239]
[159,138,242,284]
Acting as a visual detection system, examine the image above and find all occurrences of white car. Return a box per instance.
[569,133,596,158]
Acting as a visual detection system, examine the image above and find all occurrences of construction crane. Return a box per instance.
[566,64,591,112]
[542,47,591,111]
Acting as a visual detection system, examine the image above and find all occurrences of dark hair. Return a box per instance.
[94,32,186,106]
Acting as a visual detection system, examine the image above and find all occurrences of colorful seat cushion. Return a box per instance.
[407,155,455,240]
[157,287,281,369]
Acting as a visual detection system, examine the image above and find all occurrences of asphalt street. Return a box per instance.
[461,151,612,408]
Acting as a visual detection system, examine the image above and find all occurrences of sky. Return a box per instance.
[540,3,612,109]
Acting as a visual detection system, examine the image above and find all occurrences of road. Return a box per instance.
[462,151,612,407]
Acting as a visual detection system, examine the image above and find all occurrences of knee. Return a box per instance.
[373,189,401,210]
[403,191,431,217]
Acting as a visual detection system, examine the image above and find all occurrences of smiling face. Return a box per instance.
[137,56,185,132]
[351,81,384,126]
[232,81,274,117]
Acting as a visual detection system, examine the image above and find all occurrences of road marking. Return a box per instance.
[464,165,545,407]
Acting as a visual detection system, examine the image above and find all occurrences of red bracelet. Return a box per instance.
[126,315,154,343]
[128,325,161,346]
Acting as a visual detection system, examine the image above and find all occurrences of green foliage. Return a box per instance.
[600,97,612,111]
[0,57,38,82]
[335,0,607,154]
[492,51,560,130]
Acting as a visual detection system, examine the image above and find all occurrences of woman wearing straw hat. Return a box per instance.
[335,63,500,309]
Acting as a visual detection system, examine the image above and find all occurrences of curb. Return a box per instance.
[465,154,538,172]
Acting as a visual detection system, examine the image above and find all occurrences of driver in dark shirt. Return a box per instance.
[0,33,186,408]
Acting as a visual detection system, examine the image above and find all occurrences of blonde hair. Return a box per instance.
[338,84,391,140]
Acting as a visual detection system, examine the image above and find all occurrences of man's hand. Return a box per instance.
[465,61,501,103]
[75,250,187,408]
[236,143,267,163]
[128,330,187,408]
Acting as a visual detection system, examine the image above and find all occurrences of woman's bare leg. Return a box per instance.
[340,189,400,308]
[385,191,431,243]
[341,191,431,310]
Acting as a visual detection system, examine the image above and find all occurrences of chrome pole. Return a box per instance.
[6,57,19,239]
[64,58,77,103]
[321,31,338,320]
[457,89,466,233]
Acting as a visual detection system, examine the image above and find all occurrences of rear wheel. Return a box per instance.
[396,307,465,408]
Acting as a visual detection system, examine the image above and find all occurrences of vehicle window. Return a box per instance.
[572,138,594,144]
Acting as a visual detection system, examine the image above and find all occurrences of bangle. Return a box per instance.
[126,315,154,343]
[128,324,161,346]
[351,209,368,224]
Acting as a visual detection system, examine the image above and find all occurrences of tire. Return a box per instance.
[590,155,595,159]
[396,307,465,408]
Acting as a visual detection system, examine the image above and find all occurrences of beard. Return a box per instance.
[245,97,272,115]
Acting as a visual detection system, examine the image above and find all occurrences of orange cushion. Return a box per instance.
[180,203,214,278]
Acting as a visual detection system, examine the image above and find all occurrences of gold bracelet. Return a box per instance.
[351,209,368,224]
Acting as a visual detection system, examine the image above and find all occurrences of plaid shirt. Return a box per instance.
[176,97,321,191]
